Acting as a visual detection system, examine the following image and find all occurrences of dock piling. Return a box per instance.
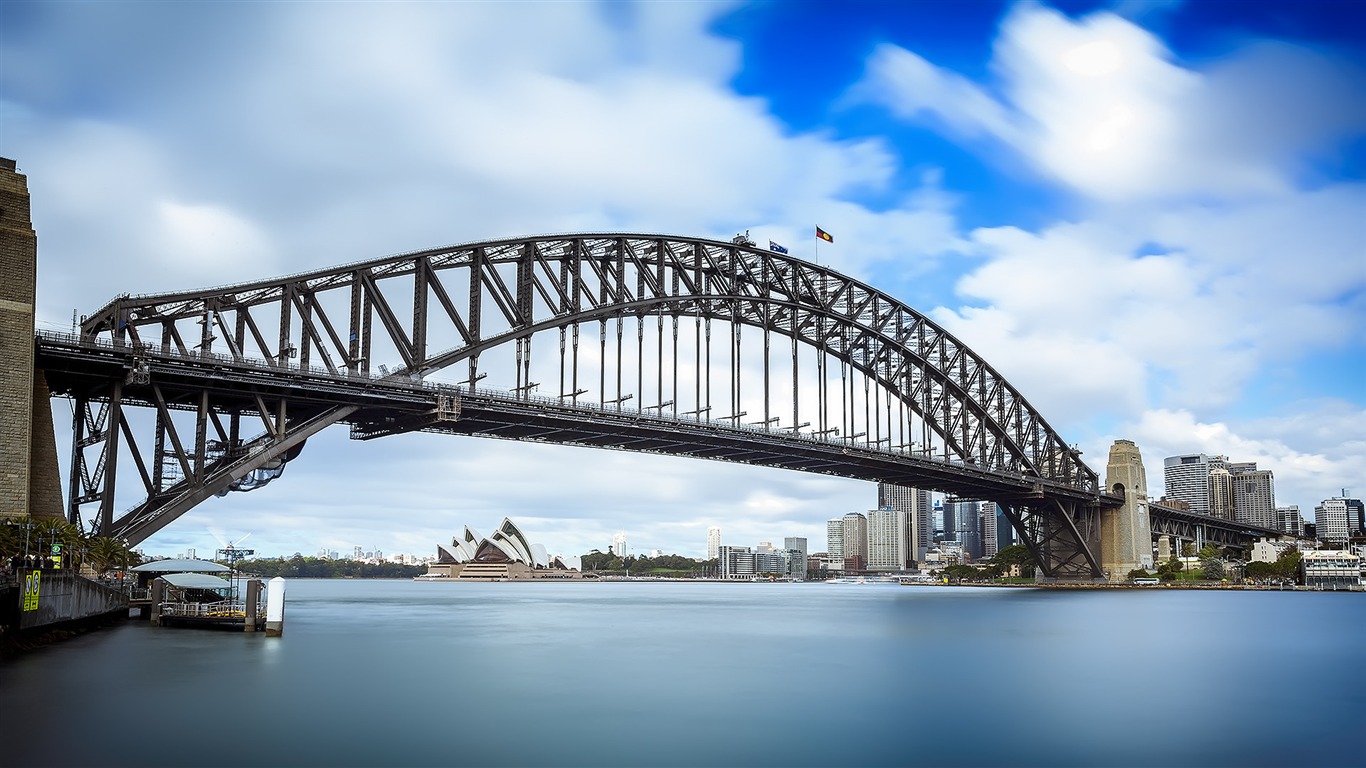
[265,577,286,637]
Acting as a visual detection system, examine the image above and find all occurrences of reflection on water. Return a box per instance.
[2,581,1361,767]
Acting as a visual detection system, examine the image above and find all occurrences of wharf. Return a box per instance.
[158,599,264,630]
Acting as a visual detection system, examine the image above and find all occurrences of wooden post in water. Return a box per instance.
[265,577,286,637]
[149,577,164,626]
[243,579,262,632]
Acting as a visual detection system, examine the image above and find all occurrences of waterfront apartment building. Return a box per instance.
[878,482,931,565]
[707,527,721,560]
[718,545,803,579]
[1163,454,1228,516]
[611,532,628,558]
[842,512,868,572]
[718,545,755,579]
[866,507,906,571]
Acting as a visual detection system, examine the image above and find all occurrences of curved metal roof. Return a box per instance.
[132,558,231,573]
[161,572,232,589]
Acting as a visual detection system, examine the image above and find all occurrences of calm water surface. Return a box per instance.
[1,580,1361,768]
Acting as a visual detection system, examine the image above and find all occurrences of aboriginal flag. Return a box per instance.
[816,226,833,243]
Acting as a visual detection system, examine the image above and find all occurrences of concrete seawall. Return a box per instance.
[8,570,129,631]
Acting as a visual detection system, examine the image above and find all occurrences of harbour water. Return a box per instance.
[2,580,1361,767]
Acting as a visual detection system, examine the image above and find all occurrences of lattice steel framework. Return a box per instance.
[47,234,1107,576]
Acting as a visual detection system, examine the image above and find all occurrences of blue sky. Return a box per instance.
[2,0,1363,560]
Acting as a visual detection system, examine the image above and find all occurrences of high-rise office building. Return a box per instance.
[1276,506,1304,537]
[1163,454,1228,516]
[952,500,981,559]
[1230,463,1276,528]
[980,502,998,559]
[826,518,844,566]
[783,537,808,564]
[1209,466,1234,520]
[1316,497,1364,546]
[995,504,1014,552]
[842,512,868,572]
[878,482,931,565]
[866,507,905,571]
[707,527,721,560]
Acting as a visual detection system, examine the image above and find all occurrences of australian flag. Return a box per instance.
[769,240,789,255]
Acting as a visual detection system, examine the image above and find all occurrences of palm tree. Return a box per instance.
[32,517,81,568]
[88,537,130,575]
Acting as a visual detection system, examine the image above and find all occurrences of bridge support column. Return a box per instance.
[0,157,63,522]
[1101,440,1154,581]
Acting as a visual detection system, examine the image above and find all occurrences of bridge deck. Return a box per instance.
[36,330,1101,505]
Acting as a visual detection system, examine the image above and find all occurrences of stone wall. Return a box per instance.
[28,373,64,519]
[0,158,37,520]
[0,158,64,521]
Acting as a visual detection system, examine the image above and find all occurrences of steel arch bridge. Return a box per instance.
[38,233,1116,579]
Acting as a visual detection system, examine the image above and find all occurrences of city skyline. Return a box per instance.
[3,1,1362,559]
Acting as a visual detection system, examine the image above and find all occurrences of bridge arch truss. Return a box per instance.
[45,234,1106,578]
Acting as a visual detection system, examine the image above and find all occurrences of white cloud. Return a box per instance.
[855,4,1366,201]
[1118,404,1366,515]
[11,2,1364,560]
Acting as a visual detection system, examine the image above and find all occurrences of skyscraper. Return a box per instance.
[611,531,627,558]
[1209,466,1234,520]
[842,512,868,572]
[980,502,998,559]
[1163,454,1228,516]
[866,507,905,571]
[1316,497,1364,546]
[826,518,844,566]
[707,527,721,560]
[1230,463,1276,528]
[878,482,931,565]
[1276,506,1304,537]
[995,504,1015,552]
[783,537,808,564]
[952,500,981,559]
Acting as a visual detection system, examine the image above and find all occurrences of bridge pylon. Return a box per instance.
[1101,439,1154,580]
[0,157,63,522]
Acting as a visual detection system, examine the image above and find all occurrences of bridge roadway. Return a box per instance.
[35,327,1102,506]
[37,329,1281,550]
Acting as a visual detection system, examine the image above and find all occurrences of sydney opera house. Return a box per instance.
[421,518,582,581]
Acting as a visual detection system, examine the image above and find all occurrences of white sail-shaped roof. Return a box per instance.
[438,519,577,571]
[437,543,468,563]
[496,518,535,563]
[472,536,524,563]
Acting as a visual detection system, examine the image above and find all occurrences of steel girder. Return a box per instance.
[62,234,1104,570]
[81,235,1097,487]
[1147,503,1285,551]
[999,499,1105,581]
